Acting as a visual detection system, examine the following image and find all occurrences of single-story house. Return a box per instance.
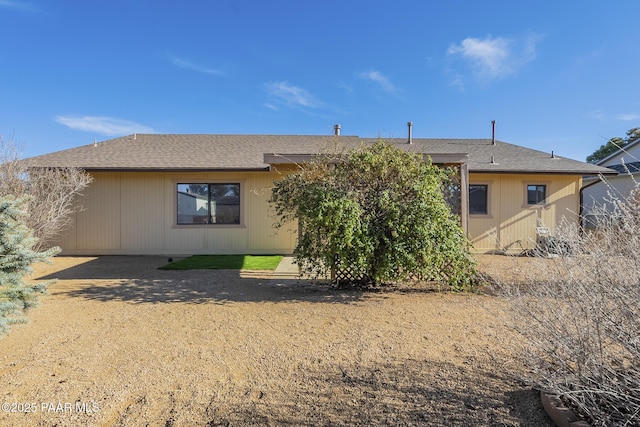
[25,129,614,255]
[582,137,640,227]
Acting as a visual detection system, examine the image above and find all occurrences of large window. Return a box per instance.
[177,183,240,225]
[527,184,547,205]
[469,184,488,215]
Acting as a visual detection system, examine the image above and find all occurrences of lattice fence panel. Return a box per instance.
[440,164,462,217]
[331,258,371,285]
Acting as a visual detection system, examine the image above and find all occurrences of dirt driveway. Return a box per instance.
[0,256,552,426]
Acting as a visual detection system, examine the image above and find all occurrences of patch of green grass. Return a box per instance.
[159,255,284,271]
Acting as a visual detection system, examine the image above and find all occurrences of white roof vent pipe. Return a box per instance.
[407,121,413,144]
[334,124,341,136]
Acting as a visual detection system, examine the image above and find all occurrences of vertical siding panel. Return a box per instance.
[55,211,78,252]
[468,173,501,252]
[247,171,296,253]
[76,172,121,250]
[205,229,248,253]
[120,172,166,252]
[506,175,537,251]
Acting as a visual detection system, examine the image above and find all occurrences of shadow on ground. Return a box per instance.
[37,256,369,305]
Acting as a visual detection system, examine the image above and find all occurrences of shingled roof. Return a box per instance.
[601,161,640,175]
[25,133,615,175]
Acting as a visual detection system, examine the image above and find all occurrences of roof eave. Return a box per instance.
[80,167,272,173]
[471,169,618,175]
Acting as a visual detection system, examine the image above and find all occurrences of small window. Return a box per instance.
[469,184,488,215]
[527,184,546,205]
[177,183,240,225]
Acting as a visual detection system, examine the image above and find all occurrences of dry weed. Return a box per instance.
[491,185,640,426]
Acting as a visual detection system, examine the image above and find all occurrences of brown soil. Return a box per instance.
[0,255,553,426]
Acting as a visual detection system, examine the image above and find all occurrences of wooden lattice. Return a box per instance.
[440,164,462,217]
[331,262,457,287]
[331,258,372,285]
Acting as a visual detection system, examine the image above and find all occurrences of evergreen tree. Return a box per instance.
[0,196,59,334]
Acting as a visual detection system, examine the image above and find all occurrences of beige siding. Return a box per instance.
[247,172,296,251]
[468,174,581,253]
[75,172,122,250]
[57,170,581,256]
[121,172,166,250]
[57,171,296,255]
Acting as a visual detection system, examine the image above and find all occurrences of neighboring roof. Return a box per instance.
[601,161,640,175]
[24,133,615,175]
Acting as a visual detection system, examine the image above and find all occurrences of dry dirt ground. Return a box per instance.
[0,255,554,427]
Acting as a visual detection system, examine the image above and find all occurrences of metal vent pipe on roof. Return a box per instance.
[491,120,496,145]
[334,124,341,136]
[407,121,413,144]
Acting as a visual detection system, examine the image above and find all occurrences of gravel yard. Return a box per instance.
[0,255,553,426]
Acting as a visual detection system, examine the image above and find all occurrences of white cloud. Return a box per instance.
[170,57,222,75]
[447,34,541,82]
[448,36,512,79]
[616,113,640,121]
[0,0,41,12]
[357,70,396,93]
[265,81,321,109]
[587,111,640,122]
[55,116,155,136]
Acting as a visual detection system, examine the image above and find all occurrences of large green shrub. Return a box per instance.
[0,196,59,334]
[269,140,476,289]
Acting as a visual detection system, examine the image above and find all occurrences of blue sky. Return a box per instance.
[2,1,640,161]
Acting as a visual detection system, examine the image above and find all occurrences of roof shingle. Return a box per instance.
[24,133,615,175]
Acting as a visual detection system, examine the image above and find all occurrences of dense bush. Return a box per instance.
[496,183,640,426]
[0,196,59,334]
[269,140,476,290]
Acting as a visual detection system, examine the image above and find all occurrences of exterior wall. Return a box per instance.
[582,141,640,220]
[468,173,581,253]
[56,170,297,255]
[582,174,637,218]
[58,170,582,256]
